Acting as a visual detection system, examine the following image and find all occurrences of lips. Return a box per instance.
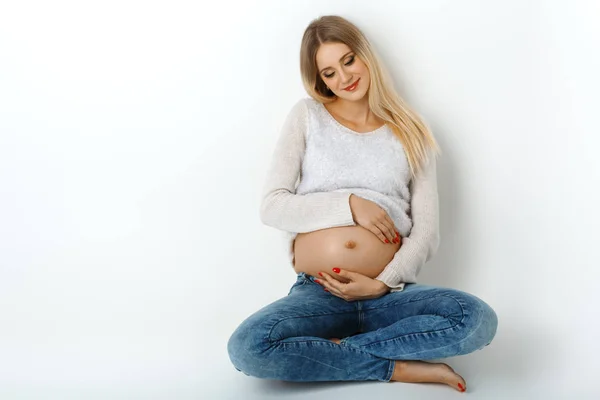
[343,78,360,91]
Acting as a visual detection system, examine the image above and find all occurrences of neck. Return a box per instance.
[332,95,371,123]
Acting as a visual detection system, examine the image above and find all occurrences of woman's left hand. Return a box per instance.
[316,267,390,301]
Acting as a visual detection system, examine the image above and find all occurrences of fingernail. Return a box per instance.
[324,288,329,292]
[385,239,390,243]
[318,272,323,277]
[332,267,340,273]
[315,279,321,284]
[396,231,399,237]
[458,383,465,391]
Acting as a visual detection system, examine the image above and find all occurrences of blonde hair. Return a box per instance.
[300,15,441,179]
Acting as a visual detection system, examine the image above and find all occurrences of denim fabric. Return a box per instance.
[227,272,498,382]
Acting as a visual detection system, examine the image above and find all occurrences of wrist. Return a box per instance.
[374,279,391,295]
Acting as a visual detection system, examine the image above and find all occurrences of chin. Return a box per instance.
[347,90,368,101]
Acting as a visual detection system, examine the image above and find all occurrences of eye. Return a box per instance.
[322,56,355,79]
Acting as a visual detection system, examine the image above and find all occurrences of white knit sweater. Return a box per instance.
[259,97,440,292]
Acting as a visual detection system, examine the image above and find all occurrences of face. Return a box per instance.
[315,42,370,101]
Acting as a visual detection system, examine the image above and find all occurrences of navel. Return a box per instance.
[344,240,357,249]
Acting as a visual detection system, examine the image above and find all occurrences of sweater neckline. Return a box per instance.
[318,102,387,136]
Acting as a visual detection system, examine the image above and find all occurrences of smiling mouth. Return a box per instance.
[343,78,360,91]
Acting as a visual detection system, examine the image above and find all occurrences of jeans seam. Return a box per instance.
[363,294,465,324]
[266,311,358,344]
[357,300,364,333]
[362,293,467,317]
[272,339,395,381]
[388,307,485,358]
[351,295,467,350]
[357,296,492,360]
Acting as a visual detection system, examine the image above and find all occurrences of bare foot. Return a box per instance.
[390,360,467,392]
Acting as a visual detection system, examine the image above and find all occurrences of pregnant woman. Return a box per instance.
[227,15,498,392]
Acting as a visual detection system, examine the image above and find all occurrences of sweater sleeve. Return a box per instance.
[374,149,440,289]
[259,99,357,233]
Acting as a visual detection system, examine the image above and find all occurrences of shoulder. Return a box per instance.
[284,97,323,125]
[289,96,319,113]
[284,97,308,118]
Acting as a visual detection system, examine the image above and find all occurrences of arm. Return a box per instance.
[374,149,440,289]
[259,99,356,232]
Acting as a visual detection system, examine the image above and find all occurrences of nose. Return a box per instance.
[339,69,352,85]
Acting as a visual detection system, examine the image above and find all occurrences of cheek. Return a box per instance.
[353,60,368,74]
[358,68,370,85]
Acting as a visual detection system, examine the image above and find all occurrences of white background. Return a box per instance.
[1,1,598,399]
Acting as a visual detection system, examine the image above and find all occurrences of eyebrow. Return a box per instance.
[318,51,354,74]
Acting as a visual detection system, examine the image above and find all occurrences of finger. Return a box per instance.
[384,221,397,243]
[382,218,399,243]
[319,270,349,284]
[323,272,347,293]
[316,271,335,284]
[383,216,401,243]
[374,220,395,243]
[369,222,388,243]
[318,275,346,299]
[331,267,357,282]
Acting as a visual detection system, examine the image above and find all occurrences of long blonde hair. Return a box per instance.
[300,15,441,179]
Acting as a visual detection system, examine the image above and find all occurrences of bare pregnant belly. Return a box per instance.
[293,226,401,282]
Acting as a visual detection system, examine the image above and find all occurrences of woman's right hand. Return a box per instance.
[349,194,401,245]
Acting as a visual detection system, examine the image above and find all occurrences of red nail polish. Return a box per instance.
[315,279,320,284]
[324,288,329,292]
[332,267,340,273]
[385,239,390,243]
[318,272,323,277]
[458,383,465,391]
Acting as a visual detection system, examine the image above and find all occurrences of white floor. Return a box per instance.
[207,329,578,400]
[0,303,593,399]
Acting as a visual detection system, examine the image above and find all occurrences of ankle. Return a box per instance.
[391,361,408,381]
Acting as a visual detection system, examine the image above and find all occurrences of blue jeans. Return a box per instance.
[227,272,498,382]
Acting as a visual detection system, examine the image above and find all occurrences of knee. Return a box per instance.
[462,294,498,352]
[227,315,271,377]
